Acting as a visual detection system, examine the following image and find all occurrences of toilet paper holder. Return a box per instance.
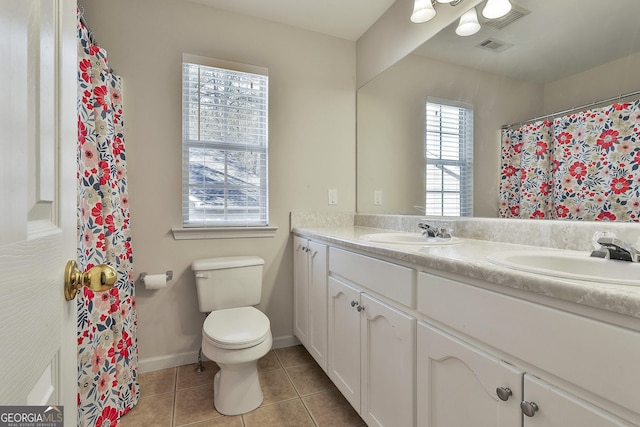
[139,271,173,282]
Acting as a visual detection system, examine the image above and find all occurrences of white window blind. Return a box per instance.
[182,55,269,227]
[425,98,473,217]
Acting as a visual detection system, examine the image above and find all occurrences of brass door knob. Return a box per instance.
[64,260,117,301]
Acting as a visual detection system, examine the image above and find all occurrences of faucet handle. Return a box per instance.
[596,235,639,262]
[438,227,452,239]
[591,231,615,250]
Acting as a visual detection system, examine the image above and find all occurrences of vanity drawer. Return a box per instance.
[329,247,415,307]
[417,272,640,416]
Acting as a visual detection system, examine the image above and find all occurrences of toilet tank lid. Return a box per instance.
[192,256,264,271]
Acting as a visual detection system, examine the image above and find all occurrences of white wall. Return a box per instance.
[544,51,640,114]
[81,0,356,370]
[357,54,543,217]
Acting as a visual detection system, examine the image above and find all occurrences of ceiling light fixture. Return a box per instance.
[411,0,437,23]
[482,0,512,19]
[455,7,481,36]
[411,0,465,24]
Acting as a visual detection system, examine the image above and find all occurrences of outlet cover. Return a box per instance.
[374,190,383,205]
[328,189,338,205]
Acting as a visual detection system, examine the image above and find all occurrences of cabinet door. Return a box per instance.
[328,277,362,410]
[417,322,524,427]
[361,293,416,427]
[308,241,328,371]
[522,375,634,427]
[293,236,309,346]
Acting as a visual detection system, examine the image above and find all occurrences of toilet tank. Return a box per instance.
[192,256,265,312]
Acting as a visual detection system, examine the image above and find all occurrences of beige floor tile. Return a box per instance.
[259,368,298,404]
[138,367,176,397]
[286,363,334,396]
[185,416,244,427]
[274,345,315,368]
[303,388,365,427]
[176,361,219,390]
[174,384,222,426]
[257,350,282,372]
[120,392,174,427]
[243,399,315,427]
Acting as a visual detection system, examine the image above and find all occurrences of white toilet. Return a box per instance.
[192,256,272,416]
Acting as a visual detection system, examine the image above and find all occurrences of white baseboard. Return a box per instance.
[272,334,300,349]
[137,335,301,374]
[138,350,199,374]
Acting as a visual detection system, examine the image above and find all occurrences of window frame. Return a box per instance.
[180,54,270,231]
[424,97,474,217]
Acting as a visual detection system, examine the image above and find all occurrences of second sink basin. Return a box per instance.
[486,250,640,286]
[360,232,461,246]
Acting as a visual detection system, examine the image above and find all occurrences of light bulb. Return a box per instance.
[411,0,437,23]
[456,8,481,36]
[482,0,512,19]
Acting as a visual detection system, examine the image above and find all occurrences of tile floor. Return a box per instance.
[121,345,367,427]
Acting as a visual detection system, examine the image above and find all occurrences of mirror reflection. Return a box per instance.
[357,0,640,219]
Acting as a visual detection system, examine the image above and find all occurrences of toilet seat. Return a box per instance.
[203,307,271,350]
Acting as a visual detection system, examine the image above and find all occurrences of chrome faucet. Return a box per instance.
[590,235,640,262]
[418,222,451,239]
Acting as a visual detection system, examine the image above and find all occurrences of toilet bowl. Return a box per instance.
[202,307,272,415]
[192,256,272,415]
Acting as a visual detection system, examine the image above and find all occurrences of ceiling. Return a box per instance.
[414,0,640,83]
[184,0,397,41]
[182,0,640,83]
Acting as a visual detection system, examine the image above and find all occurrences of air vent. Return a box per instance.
[483,6,531,30]
[476,38,514,53]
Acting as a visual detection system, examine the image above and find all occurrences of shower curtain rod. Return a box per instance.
[502,89,640,129]
[78,6,98,46]
[77,6,116,74]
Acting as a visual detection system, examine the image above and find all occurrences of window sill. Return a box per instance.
[171,226,278,240]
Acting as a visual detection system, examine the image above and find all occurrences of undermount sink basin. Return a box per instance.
[360,232,461,246]
[486,250,640,286]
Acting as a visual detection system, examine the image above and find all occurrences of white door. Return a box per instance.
[360,293,415,427]
[327,277,361,410]
[522,375,634,427]
[307,240,327,371]
[293,236,309,346]
[417,322,524,427]
[0,0,77,425]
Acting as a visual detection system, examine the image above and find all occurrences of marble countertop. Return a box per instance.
[293,225,640,320]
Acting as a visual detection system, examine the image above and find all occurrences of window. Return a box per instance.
[425,98,473,216]
[182,54,268,227]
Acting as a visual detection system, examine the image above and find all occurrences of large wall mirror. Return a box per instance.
[357,0,640,219]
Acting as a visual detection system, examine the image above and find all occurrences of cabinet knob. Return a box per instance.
[496,387,512,401]
[351,300,358,307]
[520,401,539,417]
[357,305,365,312]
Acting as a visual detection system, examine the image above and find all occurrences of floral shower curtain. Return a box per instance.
[77,10,139,426]
[500,100,640,221]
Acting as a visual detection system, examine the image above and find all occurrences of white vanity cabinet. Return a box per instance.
[521,374,633,427]
[293,236,328,370]
[417,323,632,426]
[328,248,416,427]
[292,230,640,426]
[417,271,640,426]
[417,322,524,426]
